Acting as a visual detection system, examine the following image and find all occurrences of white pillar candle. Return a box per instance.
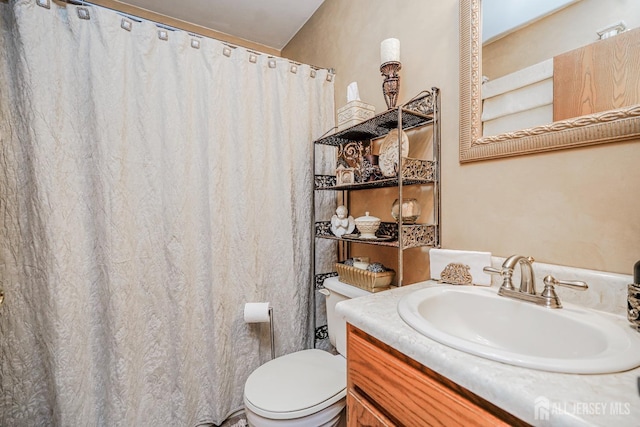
[380,38,400,64]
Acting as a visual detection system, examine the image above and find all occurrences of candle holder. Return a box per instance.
[380,61,401,109]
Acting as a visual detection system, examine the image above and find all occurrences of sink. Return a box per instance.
[397,285,640,374]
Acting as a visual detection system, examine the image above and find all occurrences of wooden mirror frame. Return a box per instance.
[459,0,640,162]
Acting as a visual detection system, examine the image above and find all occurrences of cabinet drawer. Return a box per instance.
[347,325,514,426]
[347,389,396,427]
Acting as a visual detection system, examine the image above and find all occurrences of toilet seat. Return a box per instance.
[244,349,346,420]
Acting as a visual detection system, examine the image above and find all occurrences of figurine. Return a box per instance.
[330,205,355,237]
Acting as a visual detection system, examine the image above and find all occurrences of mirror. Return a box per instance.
[460,0,640,162]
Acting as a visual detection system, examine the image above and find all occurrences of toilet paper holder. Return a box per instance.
[267,307,275,360]
[244,303,275,360]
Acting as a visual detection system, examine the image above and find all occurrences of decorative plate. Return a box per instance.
[378,129,409,177]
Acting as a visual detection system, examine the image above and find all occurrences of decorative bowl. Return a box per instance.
[354,212,380,239]
[391,198,421,224]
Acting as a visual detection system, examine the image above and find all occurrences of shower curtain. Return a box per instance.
[0,1,334,425]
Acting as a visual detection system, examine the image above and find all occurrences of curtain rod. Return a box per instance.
[49,0,335,73]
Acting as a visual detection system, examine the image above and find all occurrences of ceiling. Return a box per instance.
[117,0,325,51]
[483,0,580,43]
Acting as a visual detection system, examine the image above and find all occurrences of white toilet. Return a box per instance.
[243,277,370,427]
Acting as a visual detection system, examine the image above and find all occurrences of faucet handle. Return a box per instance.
[483,266,503,275]
[483,265,516,290]
[540,275,588,309]
[543,275,588,291]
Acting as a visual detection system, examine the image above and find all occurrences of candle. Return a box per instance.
[380,38,400,64]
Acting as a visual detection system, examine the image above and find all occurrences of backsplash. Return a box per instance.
[490,257,631,316]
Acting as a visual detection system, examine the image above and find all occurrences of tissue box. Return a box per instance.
[337,101,375,131]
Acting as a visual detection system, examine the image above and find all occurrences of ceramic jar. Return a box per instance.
[354,212,381,239]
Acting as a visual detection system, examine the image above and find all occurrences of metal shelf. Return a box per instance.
[312,87,440,298]
[315,221,438,249]
[316,177,434,191]
[314,92,435,146]
[315,158,436,190]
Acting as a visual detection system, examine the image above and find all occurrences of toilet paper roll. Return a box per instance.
[244,302,271,323]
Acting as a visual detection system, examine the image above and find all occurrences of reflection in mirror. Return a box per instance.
[482,0,640,136]
[459,0,640,162]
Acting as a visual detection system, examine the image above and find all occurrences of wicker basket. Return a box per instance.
[335,263,395,292]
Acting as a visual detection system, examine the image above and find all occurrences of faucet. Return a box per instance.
[483,255,588,309]
[484,255,535,293]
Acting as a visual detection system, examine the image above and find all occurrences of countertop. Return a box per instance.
[334,278,640,426]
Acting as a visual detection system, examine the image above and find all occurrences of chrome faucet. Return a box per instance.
[483,255,588,309]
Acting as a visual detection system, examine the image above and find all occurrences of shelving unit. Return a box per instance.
[311,87,440,342]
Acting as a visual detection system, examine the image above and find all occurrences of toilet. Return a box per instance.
[243,277,370,427]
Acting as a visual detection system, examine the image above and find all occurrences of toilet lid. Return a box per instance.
[244,349,346,419]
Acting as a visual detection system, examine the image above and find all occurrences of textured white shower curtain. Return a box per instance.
[0,1,334,425]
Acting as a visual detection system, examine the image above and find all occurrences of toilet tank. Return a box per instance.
[322,277,371,356]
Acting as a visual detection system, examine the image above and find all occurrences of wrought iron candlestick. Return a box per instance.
[380,61,401,109]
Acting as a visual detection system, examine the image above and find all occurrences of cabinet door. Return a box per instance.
[348,325,521,426]
[347,390,396,427]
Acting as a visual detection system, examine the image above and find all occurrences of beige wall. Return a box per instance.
[483,0,640,80]
[284,0,640,276]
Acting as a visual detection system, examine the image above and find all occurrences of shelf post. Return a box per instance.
[397,105,404,286]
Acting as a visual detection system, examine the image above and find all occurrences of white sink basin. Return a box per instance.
[397,285,640,374]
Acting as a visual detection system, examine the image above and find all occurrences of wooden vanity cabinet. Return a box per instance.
[346,324,529,427]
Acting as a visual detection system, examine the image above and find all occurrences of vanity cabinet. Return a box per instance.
[312,88,441,290]
[346,324,528,427]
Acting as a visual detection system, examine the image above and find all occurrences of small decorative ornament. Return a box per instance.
[249,54,257,63]
[191,39,200,49]
[628,284,640,331]
[367,263,387,273]
[330,205,355,237]
[337,141,370,179]
[440,263,473,286]
[335,165,356,186]
[223,46,232,57]
[360,154,381,182]
[628,260,640,331]
[158,30,168,41]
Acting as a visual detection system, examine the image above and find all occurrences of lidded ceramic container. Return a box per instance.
[354,212,381,239]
